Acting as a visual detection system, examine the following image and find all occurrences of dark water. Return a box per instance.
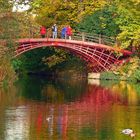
[0,76,140,140]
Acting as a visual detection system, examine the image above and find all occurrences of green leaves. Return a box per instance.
[77,5,120,37]
[42,49,67,68]
[117,24,140,48]
[114,0,140,48]
[77,0,140,49]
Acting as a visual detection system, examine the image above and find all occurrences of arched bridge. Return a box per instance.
[15,31,132,72]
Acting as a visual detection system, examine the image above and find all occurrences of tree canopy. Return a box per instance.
[29,0,107,27]
[77,0,140,49]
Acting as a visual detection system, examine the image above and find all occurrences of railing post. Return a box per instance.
[82,32,85,41]
[99,34,102,44]
[115,38,121,47]
[65,33,67,39]
[46,29,48,38]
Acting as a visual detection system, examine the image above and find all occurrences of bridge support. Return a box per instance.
[82,32,85,41]
[88,73,100,79]
[88,79,100,85]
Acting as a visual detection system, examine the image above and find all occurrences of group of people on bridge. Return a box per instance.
[40,24,72,40]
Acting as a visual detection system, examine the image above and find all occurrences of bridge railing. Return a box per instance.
[72,31,115,46]
[46,28,116,46]
[17,27,116,47]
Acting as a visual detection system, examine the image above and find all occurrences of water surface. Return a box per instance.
[0,76,140,140]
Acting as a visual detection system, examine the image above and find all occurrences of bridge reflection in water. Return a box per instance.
[0,77,140,140]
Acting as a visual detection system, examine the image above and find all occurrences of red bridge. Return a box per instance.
[15,31,132,72]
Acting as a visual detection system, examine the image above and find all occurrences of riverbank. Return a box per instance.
[88,57,140,82]
[88,72,136,82]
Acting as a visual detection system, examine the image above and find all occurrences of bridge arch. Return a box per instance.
[15,38,132,72]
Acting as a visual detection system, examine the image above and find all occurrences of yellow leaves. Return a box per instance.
[0,55,16,84]
[114,0,140,49]
[115,56,140,80]
[31,0,108,27]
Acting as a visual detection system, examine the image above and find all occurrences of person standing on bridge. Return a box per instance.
[40,26,46,38]
[66,25,72,40]
[61,27,67,39]
[52,24,57,39]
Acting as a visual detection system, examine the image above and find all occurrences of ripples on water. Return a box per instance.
[0,77,140,140]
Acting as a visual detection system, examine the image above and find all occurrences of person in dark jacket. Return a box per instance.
[52,24,57,39]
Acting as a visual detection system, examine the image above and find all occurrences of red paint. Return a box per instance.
[15,38,132,72]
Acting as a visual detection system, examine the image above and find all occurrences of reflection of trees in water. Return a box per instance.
[82,84,123,105]
[67,84,125,119]
[27,83,140,140]
[16,76,140,105]
[15,76,43,100]
[0,86,17,106]
[61,82,140,133]
[13,79,140,140]
[42,77,88,103]
[100,80,140,105]
[0,86,18,140]
[16,76,88,103]
[102,81,140,105]
[53,84,140,140]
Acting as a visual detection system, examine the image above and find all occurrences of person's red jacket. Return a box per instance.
[66,26,72,36]
[40,26,46,35]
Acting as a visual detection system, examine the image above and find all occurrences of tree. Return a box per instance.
[76,5,120,37]
[0,0,16,84]
[114,0,140,49]
[77,0,140,50]
[29,0,107,27]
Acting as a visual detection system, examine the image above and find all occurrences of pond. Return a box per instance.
[0,76,140,140]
